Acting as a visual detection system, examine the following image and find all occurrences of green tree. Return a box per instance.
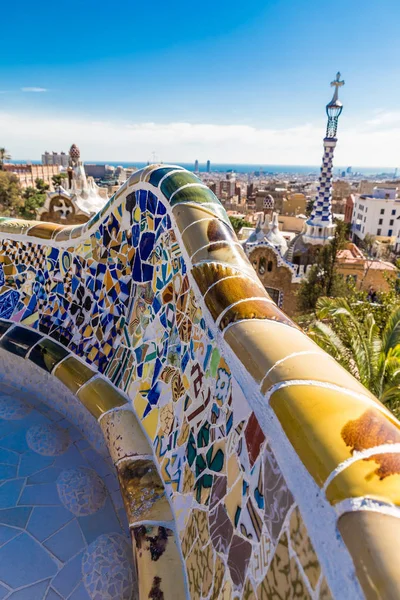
[0,171,23,216]
[297,220,349,311]
[306,199,314,216]
[229,216,253,234]
[308,297,400,418]
[19,179,48,219]
[52,172,68,187]
[0,148,11,170]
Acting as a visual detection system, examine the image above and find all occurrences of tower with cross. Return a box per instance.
[302,72,345,246]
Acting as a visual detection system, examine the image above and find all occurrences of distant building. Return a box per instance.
[344,194,355,224]
[3,163,60,189]
[351,187,400,242]
[42,151,69,168]
[194,159,199,173]
[336,243,397,291]
[282,193,307,216]
[206,160,211,173]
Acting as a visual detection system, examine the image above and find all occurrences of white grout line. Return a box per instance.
[216,296,275,328]
[190,240,244,261]
[169,182,210,203]
[204,273,264,299]
[334,496,400,520]
[264,378,396,422]
[322,443,400,493]
[260,350,325,388]
[222,316,297,336]
[180,216,214,237]
[115,454,154,467]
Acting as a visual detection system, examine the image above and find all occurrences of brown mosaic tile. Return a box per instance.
[209,503,233,554]
[200,273,267,320]
[220,298,295,331]
[264,443,294,542]
[27,222,64,239]
[245,412,265,467]
[118,458,172,523]
[227,534,252,590]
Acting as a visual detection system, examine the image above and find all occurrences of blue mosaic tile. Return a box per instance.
[69,583,90,600]
[0,533,57,587]
[0,479,25,508]
[27,506,73,542]
[8,579,50,599]
[53,445,87,469]
[19,483,60,506]
[44,519,85,562]
[19,451,54,477]
[0,428,31,453]
[78,498,122,544]
[27,466,63,485]
[46,590,63,600]
[0,463,17,481]
[52,550,84,597]
[0,525,20,547]
[0,447,19,466]
[0,507,31,528]
[0,584,8,600]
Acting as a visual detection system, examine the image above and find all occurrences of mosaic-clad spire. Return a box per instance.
[303,73,345,245]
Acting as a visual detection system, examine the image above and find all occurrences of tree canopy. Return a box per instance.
[308,296,400,418]
[0,171,23,216]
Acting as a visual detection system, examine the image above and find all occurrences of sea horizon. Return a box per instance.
[9,160,399,177]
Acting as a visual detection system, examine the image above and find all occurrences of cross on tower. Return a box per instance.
[330,72,345,103]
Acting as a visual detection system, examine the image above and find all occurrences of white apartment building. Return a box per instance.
[351,187,400,242]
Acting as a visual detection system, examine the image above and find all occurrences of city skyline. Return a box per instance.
[2,0,400,165]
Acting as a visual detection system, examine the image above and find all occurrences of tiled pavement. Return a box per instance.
[0,384,134,600]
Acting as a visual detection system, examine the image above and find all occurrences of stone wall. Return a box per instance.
[0,165,399,599]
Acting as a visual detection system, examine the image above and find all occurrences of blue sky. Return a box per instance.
[1,0,400,165]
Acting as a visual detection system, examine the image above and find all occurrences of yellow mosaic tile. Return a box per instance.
[77,377,127,418]
[132,525,186,599]
[338,510,400,600]
[319,578,334,600]
[99,407,151,462]
[141,407,159,441]
[210,555,225,600]
[270,384,400,486]
[257,532,311,600]
[261,350,378,400]
[289,506,321,589]
[326,452,400,506]
[54,356,96,394]
[224,320,317,383]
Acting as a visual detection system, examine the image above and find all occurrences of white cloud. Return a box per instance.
[0,110,398,167]
[21,87,48,93]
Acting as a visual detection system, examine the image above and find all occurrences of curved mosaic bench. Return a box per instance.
[0,164,399,599]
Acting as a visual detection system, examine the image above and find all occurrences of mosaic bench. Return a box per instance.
[0,164,399,599]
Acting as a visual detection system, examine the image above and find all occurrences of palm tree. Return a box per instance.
[308,297,400,417]
[0,148,11,170]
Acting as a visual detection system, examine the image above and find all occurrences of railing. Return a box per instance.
[0,164,399,599]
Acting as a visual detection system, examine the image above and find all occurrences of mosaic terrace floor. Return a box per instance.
[0,384,135,600]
